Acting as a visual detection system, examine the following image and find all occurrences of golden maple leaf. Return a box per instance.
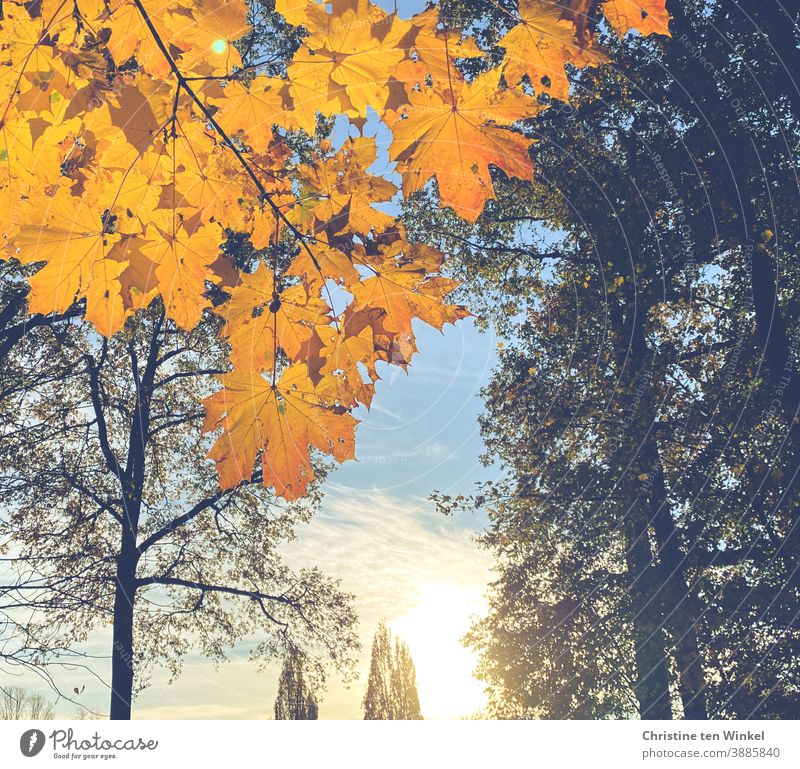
[103,0,178,78]
[286,240,360,289]
[0,4,74,111]
[349,238,469,359]
[209,77,288,152]
[274,0,324,28]
[169,121,248,226]
[293,136,396,235]
[203,362,357,498]
[218,262,331,372]
[0,0,671,500]
[286,0,410,119]
[388,69,541,222]
[164,0,251,75]
[499,0,597,99]
[12,204,127,335]
[401,7,485,86]
[603,0,671,37]
[140,219,223,329]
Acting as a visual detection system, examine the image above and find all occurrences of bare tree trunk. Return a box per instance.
[623,505,674,719]
[105,317,160,719]
[644,440,708,719]
[110,535,138,720]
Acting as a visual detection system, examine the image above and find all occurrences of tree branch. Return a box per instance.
[135,577,294,627]
[154,368,226,390]
[85,350,124,479]
[137,470,261,553]
[130,0,323,274]
[0,303,84,360]
[137,493,229,553]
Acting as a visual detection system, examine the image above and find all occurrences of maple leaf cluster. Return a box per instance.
[0,0,669,498]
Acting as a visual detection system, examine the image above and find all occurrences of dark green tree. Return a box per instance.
[422,0,800,719]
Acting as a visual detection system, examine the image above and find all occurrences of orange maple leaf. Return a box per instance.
[603,0,671,37]
[286,0,410,119]
[203,363,357,498]
[388,69,541,222]
[314,307,386,409]
[349,238,469,359]
[400,8,485,85]
[499,0,604,99]
[219,262,331,372]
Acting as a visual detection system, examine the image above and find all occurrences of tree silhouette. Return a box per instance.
[274,649,319,720]
[0,687,54,720]
[422,0,800,720]
[363,622,422,720]
[363,622,393,720]
[0,298,359,719]
[391,639,422,721]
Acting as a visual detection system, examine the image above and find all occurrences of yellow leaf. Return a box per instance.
[218,262,331,371]
[603,0,671,37]
[203,363,357,498]
[499,0,606,98]
[140,221,222,330]
[13,204,127,335]
[286,0,410,117]
[388,69,540,221]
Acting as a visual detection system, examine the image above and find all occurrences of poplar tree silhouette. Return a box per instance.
[274,649,319,720]
[362,622,422,719]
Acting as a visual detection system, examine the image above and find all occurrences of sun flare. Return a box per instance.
[391,582,487,720]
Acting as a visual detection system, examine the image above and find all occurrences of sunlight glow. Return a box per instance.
[211,39,228,54]
[391,581,487,719]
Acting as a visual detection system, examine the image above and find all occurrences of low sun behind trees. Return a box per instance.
[418,0,800,719]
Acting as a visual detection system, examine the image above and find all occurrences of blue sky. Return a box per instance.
[339,319,499,501]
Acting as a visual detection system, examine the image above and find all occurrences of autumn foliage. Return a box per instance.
[0,0,669,498]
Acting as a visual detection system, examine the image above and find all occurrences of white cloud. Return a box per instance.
[282,486,493,719]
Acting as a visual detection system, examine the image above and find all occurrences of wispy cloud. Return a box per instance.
[369,403,404,421]
[285,486,490,624]
[282,486,493,718]
[110,488,492,721]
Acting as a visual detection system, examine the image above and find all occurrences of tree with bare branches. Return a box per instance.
[0,295,358,719]
[0,686,55,720]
